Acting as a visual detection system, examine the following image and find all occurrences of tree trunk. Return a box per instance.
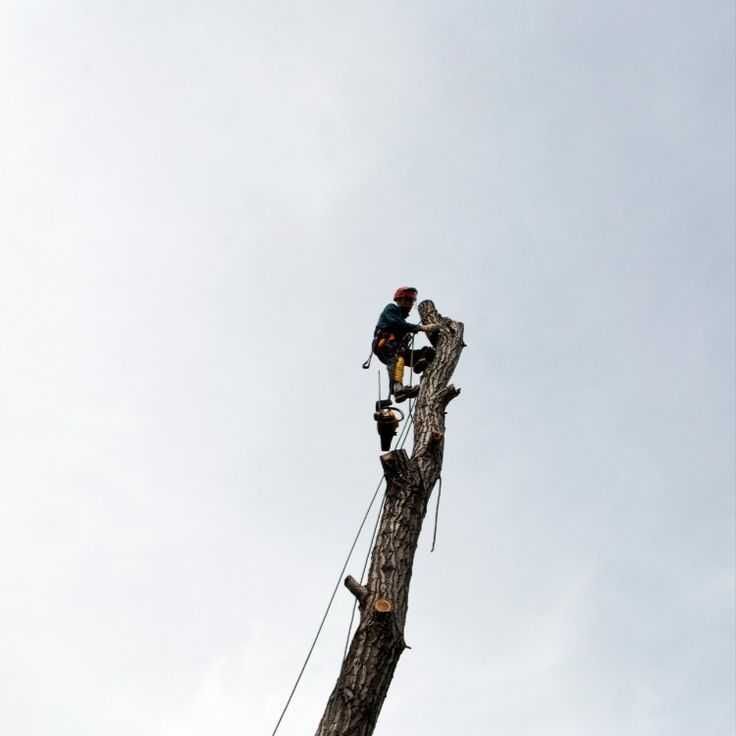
[316,300,465,735]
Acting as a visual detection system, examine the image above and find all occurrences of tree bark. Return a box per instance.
[315,300,465,735]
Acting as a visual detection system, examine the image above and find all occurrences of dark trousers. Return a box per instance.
[374,340,422,390]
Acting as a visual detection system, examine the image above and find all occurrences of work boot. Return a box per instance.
[412,346,436,374]
[393,383,420,403]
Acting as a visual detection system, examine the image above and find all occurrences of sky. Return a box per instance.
[0,2,734,735]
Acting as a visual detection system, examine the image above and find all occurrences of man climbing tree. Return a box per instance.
[316,298,465,735]
[370,287,438,402]
[270,298,464,736]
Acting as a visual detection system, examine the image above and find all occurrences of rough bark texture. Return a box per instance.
[316,300,464,736]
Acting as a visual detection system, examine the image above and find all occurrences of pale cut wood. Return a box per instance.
[373,599,392,614]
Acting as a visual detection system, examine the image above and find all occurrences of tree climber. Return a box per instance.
[371,287,438,403]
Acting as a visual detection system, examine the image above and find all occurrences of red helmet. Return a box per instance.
[394,286,418,301]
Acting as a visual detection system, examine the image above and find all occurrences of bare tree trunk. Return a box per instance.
[316,300,465,736]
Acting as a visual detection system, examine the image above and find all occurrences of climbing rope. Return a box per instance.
[269,474,385,736]
[430,476,442,553]
[271,337,422,734]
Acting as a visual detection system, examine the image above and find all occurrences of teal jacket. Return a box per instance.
[374,303,421,340]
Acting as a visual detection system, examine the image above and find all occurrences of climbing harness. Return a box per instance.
[361,329,396,370]
[362,327,414,371]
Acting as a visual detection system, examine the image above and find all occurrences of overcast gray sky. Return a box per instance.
[1,2,733,735]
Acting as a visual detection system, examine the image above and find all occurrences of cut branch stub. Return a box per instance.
[373,598,393,615]
[380,449,423,500]
[439,385,462,407]
[380,449,412,487]
[344,576,368,603]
